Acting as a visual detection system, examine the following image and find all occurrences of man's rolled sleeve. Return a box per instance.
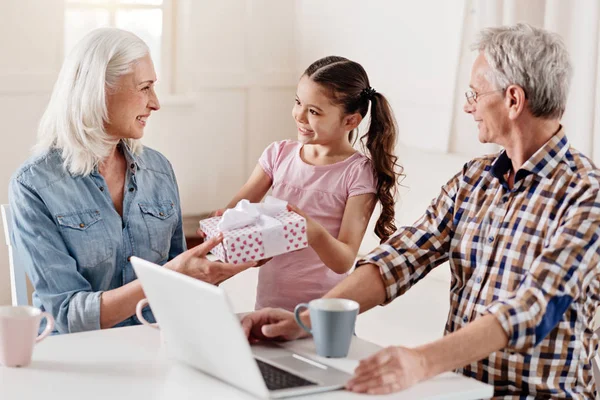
[355,241,414,304]
[355,167,464,304]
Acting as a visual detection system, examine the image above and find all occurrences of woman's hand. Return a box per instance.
[166,234,256,285]
[286,204,325,246]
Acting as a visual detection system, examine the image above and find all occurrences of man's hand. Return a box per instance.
[346,346,429,394]
[166,234,256,285]
[241,308,310,343]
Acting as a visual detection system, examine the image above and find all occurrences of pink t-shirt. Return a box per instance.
[256,140,377,311]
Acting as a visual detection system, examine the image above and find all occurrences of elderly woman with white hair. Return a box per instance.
[8,28,255,334]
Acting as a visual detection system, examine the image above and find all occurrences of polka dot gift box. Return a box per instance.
[199,197,308,264]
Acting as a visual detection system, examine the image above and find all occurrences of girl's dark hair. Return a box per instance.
[304,56,403,242]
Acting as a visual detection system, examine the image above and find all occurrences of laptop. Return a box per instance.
[130,256,352,399]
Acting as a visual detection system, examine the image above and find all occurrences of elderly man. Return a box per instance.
[240,23,600,398]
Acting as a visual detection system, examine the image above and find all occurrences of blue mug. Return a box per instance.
[294,299,359,358]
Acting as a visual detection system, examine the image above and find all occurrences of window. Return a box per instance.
[64,0,171,92]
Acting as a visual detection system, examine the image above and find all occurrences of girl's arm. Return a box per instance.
[290,193,377,274]
[225,164,273,208]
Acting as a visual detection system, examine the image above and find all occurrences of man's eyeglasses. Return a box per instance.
[464,88,505,105]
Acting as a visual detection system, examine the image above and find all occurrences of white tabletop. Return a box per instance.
[0,325,493,400]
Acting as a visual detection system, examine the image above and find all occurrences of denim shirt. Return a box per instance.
[8,143,186,334]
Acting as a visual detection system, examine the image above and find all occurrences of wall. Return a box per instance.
[294,0,468,154]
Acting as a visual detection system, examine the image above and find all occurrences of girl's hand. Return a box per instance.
[209,208,226,218]
[286,204,325,246]
[255,257,272,267]
[197,209,226,239]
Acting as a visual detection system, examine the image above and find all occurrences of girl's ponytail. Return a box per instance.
[305,56,404,242]
[360,91,402,241]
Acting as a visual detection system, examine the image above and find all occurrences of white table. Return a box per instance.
[0,325,493,399]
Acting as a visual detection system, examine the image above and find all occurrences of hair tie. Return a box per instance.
[361,86,377,100]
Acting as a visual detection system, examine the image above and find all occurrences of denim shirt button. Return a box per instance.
[99,186,104,192]
[463,316,468,323]
[130,163,135,169]
[79,223,85,228]
[129,187,135,192]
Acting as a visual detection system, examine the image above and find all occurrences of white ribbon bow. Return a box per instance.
[217,196,288,231]
[217,196,290,258]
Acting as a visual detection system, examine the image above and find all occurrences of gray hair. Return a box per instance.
[36,28,149,175]
[472,23,572,119]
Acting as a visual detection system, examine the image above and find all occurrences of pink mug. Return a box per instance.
[136,298,166,343]
[0,306,54,367]
[136,298,159,330]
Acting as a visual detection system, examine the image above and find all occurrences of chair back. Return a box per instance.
[1,204,29,306]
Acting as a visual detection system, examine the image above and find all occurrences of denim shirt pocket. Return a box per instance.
[56,210,113,268]
[139,201,177,260]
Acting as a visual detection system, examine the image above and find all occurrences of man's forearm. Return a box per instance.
[298,263,386,327]
[417,314,508,379]
[324,263,387,313]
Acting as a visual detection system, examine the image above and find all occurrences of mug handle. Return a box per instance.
[35,312,55,343]
[136,298,159,330]
[293,303,312,334]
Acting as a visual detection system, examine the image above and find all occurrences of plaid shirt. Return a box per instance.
[357,129,600,399]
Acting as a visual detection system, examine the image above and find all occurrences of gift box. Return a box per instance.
[199,197,308,264]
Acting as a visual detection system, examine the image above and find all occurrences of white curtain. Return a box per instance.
[448,0,600,165]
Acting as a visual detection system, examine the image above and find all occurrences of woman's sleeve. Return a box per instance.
[9,176,103,333]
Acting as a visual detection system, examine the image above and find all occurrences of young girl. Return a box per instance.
[222,56,402,311]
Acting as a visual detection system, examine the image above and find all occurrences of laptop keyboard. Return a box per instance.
[255,359,317,391]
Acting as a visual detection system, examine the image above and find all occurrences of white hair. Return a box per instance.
[35,28,150,175]
[472,23,572,119]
